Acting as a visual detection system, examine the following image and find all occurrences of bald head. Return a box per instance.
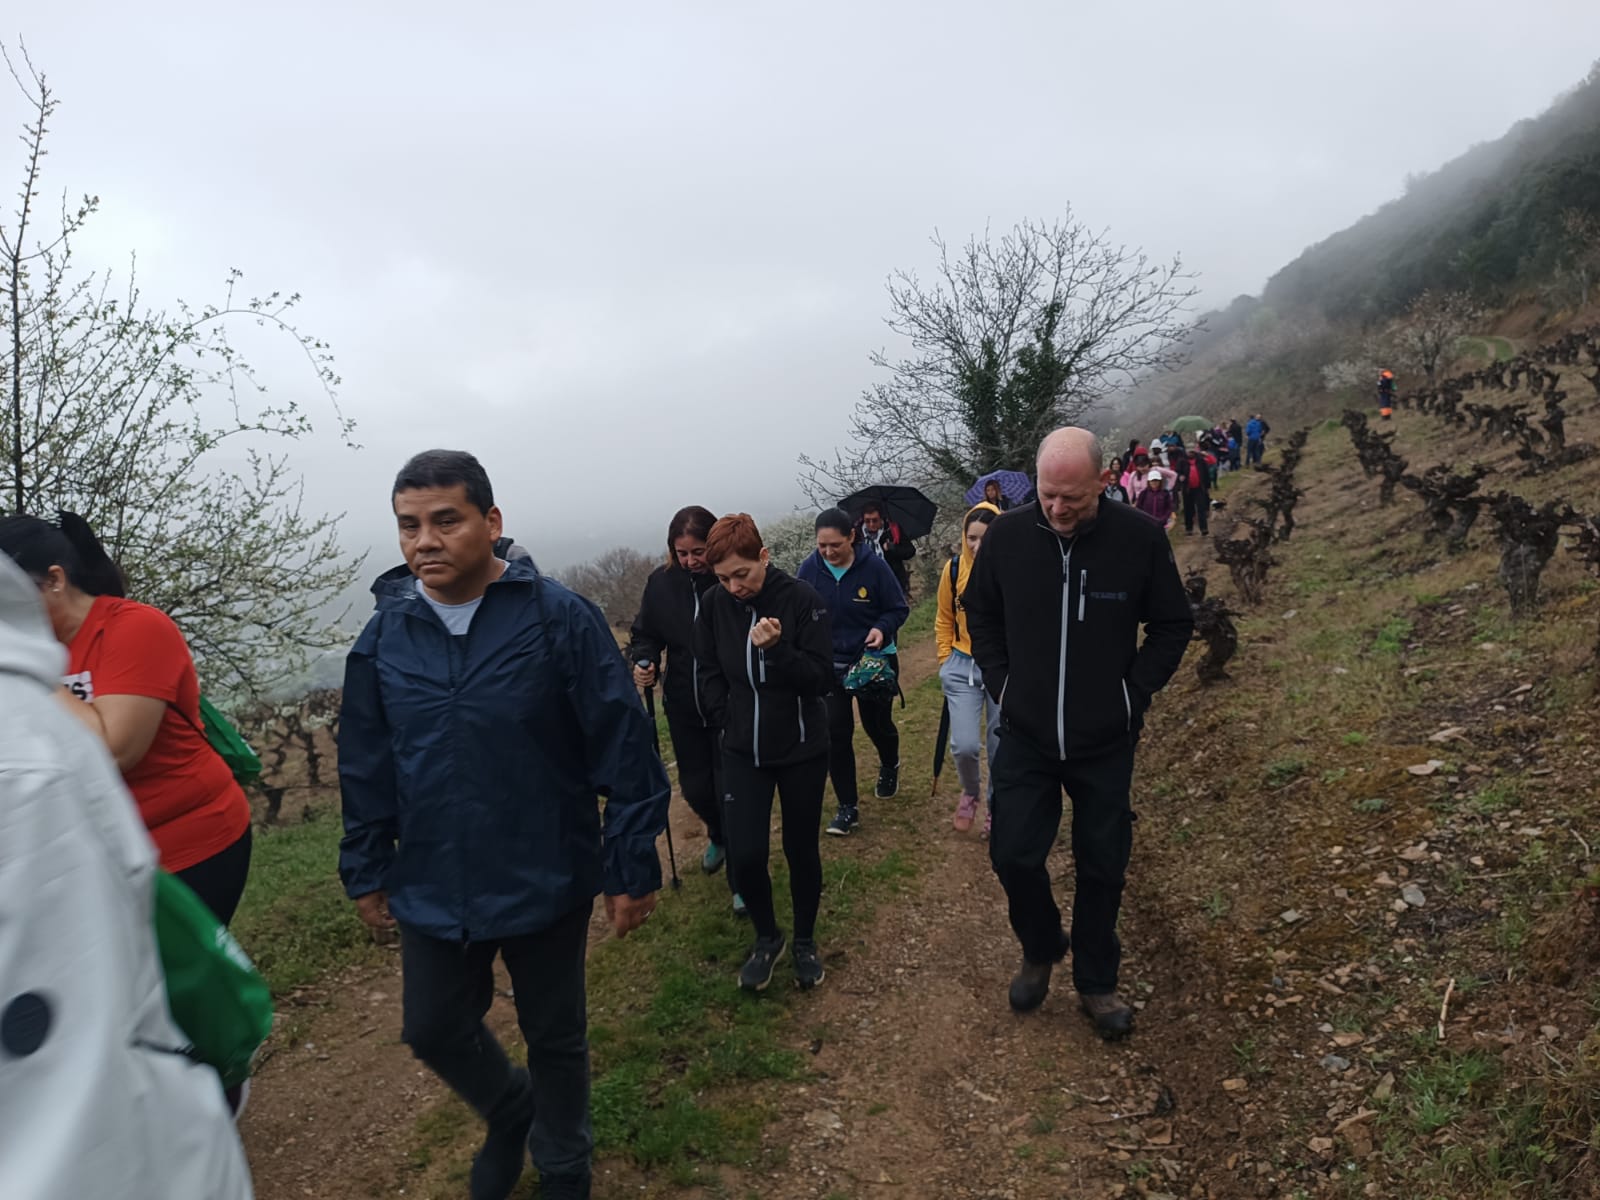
[1035,426,1108,536]
[1036,427,1103,478]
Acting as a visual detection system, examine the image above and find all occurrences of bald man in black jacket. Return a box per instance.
[964,427,1193,1039]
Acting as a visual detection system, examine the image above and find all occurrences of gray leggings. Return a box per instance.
[939,650,999,801]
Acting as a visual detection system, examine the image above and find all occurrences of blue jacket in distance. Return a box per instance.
[337,558,670,941]
[797,549,910,666]
[1246,418,1264,441]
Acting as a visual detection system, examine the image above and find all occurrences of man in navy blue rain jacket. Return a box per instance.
[338,450,669,1200]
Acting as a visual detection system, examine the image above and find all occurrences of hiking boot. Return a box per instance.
[731,892,748,917]
[469,1067,533,1200]
[875,762,900,799]
[702,842,726,874]
[825,805,860,837]
[1080,991,1136,1040]
[952,792,978,832]
[739,935,787,992]
[1008,958,1055,1013]
[793,939,826,990]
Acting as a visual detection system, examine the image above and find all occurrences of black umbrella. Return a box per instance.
[836,484,939,540]
[929,698,951,797]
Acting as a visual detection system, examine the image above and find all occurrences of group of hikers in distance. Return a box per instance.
[0,422,1202,1199]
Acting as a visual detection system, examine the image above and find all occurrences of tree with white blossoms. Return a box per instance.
[1392,289,1483,385]
[0,46,360,696]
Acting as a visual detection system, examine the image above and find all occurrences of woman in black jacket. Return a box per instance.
[694,513,834,993]
[628,506,739,908]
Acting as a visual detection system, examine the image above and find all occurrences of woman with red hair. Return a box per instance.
[694,514,835,993]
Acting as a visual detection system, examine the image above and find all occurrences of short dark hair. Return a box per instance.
[392,450,494,515]
[860,501,883,517]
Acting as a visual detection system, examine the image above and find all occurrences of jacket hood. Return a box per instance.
[959,501,1003,570]
[0,550,66,689]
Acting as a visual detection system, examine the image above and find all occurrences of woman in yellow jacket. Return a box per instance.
[935,502,1001,835]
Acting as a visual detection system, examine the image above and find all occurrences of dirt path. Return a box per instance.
[738,804,1188,1199]
[240,801,712,1198]
[240,901,625,1197]
[242,634,1193,1199]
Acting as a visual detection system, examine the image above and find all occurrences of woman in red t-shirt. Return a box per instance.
[0,514,253,923]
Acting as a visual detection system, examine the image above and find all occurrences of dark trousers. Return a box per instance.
[175,827,253,926]
[1182,487,1210,534]
[400,903,593,1190]
[665,708,736,894]
[825,655,900,809]
[1246,438,1264,465]
[721,752,828,943]
[988,734,1136,995]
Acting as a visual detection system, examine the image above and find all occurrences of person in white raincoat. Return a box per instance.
[0,550,253,1200]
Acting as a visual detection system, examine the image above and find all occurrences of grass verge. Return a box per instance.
[232,809,379,996]
[401,669,947,1198]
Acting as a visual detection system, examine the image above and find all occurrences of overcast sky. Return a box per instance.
[11,2,1600,570]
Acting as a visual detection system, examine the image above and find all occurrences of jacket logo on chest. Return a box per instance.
[854,587,870,602]
[1089,591,1128,602]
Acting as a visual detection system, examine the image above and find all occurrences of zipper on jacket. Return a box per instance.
[797,696,806,742]
[691,587,705,725]
[1121,680,1133,734]
[1078,569,1087,621]
[746,609,761,768]
[1057,541,1074,760]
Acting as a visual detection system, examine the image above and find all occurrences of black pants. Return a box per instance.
[825,656,900,809]
[1182,487,1210,534]
[175,827,253,926]
[721,752,827,943]
[400,903,593,1191]
[664,707,735,893]
[988,734,1136,995]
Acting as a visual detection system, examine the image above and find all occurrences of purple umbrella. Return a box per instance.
[965,469,1032,507]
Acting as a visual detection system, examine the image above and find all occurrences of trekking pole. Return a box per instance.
[638,674,682,890]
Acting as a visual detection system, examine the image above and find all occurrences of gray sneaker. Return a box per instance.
[825,805,860,837]
[793,939,826,990]
[738,935,787,992]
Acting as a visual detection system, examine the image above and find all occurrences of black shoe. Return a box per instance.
[825,805,860,837]
[793,939,826,990]
[469,1068,533,1200]
[739,935,787,991]
[875,762,900,799]
[1009,958,1055,1012]
[537,1172,593,1200]
[1080,991,1136,1040]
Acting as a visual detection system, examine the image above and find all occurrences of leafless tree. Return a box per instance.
[560,545,660,627]
[798,215,1200,501]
